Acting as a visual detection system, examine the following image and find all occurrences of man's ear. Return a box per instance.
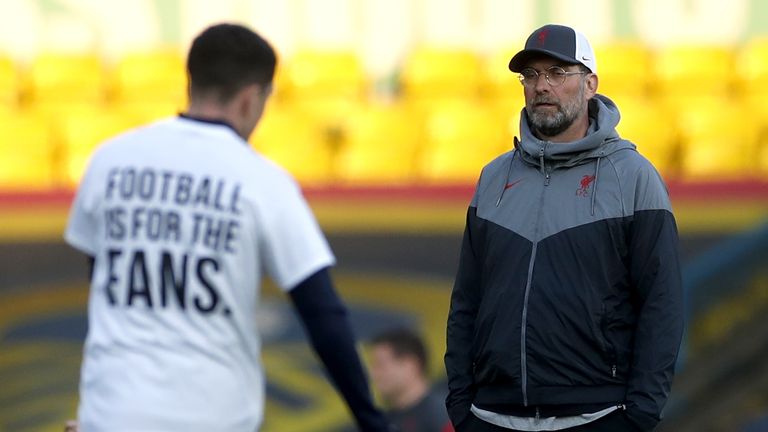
[237,83,260,116]
[586,73,599,98]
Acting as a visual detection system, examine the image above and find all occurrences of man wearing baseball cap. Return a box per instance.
[445,24,683,432]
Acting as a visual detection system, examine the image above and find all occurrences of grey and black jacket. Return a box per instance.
[445,95,684,431]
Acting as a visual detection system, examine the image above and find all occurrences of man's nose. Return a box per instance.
[533,72,551,92]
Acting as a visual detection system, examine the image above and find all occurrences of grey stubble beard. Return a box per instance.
[526,81,585,138]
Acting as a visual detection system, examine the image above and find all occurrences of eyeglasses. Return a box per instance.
[518,66,587,87]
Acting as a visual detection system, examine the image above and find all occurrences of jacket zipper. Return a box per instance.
[538,147,551,187]
[520,241,537,406]
[521,144,550,406]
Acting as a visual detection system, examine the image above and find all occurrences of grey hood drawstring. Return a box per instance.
[591,155,602,216]
[496,138,519,207]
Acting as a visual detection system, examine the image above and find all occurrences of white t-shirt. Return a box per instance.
[65,116,335,432]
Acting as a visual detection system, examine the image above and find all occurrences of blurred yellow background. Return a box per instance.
[1,1,767,431]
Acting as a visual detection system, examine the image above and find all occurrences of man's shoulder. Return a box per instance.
[477,149,517,184]
[605,140,671,211]
[483,149,517,171]
[99,119,286,176]
[605,140,660,174]
[89,119,176,159]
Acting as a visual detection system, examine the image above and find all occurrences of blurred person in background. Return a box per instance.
[445,24,684,432]
[62,23,389,432]
[371,328,454,432]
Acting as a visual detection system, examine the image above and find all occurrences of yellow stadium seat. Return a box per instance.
[593,41,653,99]
[743,94,768,179]
[743,91,768,177]
[279,50,366,136]
[250,105,333,185]
[736,38,768,97]
[0,110,56,189]
[498,96,525,126]
[676,97,758,180]
[116,100,181,124]
[270,62,288,101]
[281,49,365,100]
[420,101,508,182]
[0,54,19,107]
[112,50,187,106]
[58,107,138,185]
[654,45,735,109]
[401,48,483,107]
[290,97,363,137]
[25,53,107,106]
[614,96,677,176]
[482,47,526,119]
[483,46,525,100]
[760,132,768,178]
[498,106,523,147]
[336,104,422,184]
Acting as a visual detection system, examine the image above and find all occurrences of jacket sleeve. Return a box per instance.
[625,167,684,432]
[445,205,484,428]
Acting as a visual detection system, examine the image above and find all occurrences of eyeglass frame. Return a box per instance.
[518,65,589,87]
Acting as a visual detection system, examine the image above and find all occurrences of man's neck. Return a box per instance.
[185,101,246,139]
[186,102,231,123]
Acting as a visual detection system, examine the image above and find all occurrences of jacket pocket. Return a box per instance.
[599,305,619,378]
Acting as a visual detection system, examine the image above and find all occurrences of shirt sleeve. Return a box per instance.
[64,158,102,256]
[259,175,335,291]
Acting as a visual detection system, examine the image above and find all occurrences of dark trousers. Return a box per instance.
[459,410,641,432]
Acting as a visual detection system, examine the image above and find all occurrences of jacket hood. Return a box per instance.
[516,94,634,169]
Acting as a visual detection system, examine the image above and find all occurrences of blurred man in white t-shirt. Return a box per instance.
[64,23,389,432]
